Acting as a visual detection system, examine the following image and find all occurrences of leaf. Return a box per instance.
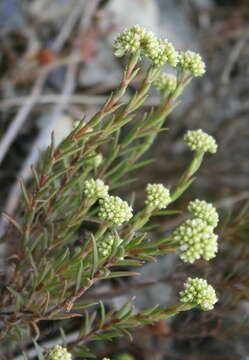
[152,210,181,216]
[115,299,135,320]
[110,178,137,190]
[99,301,106,329]
[140,304,159,316]
[103,271,140,279]
[19,177,30,206]
[1,213,23,234]
[33,340,44,360]
[31,165,40,185]
[171,177,196,202]
[91,234,98,278]
[117,327,133,341]
[42,168,69,188]
[50,313,82,320]
[115,259,144,267]
[60,327,67,347]
[128,158,155,171]
[72,302,97,310]
[75,259,84,294]
[72,351,96,358]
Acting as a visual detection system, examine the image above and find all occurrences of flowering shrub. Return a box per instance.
[0,25,219,359]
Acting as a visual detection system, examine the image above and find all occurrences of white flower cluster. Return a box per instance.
[47,345,72,360]
[188,199,219,228]
[173,218,218,263]
[147,39,178,67]
[114,24,146,56]
[98,196,133,226]
[184,129,217,154]
[98,232,115,257]
[154,73,177,93]
[145,184,171,210]
[180,277,218,311]
[178,50,206,76]
[83,179,109,199]
[114,24,178,67]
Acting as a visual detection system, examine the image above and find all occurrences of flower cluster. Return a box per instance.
[83,179,109,199]
[146,39,178,67]
[47,345,72,360]
[180,277,218,311]
[154,73,177,93]
[114,24,146,56]
[173,218,218,263]
[114,25,178,67]
[98,195,133,226]
[98,232,115,257]
[145,184,171,210]
[178,50,206,76]
[188,199,219,228]
[184,129,217,154]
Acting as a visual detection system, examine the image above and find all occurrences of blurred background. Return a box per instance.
[1,0,249,359]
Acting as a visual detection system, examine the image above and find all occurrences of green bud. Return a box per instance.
[184,129,217,154]
[47,345,72,360]
[178,50,206,76]
[188,199,219,228]
[173,218,218,263]
[145,184,171,210]
[154,73,177,93]
[98,195,133,226]
[83,179,109,199]
[180,277,218,311]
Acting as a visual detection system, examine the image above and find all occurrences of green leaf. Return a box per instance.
[115,299,134,320]
[103,271,140,279]
[115,259,143,267]
[42,168,69,188]
[60,327,67,347]
[75,259,84,293]
[19,177,30,206]
[140,304,159,316]
[171,177,196,202]
[99,301,106,329]
[152,210,181,216]
[33,340,44,360]
[110,178,137,190]
[128,158,154,171]
[72,351,96,358]
[50,313,82,320]
[72,302,97,310]
[91,234,98,278]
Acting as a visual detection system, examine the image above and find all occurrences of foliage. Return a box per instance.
[0,25,219,359]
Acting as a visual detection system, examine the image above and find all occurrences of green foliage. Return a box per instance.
[0,26,219,358]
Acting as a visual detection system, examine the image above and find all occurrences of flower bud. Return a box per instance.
[47,345,72,360]
[180,277,218,311]
[83,179,109,199]
[188,199,219,228]
[154,73,177,93]
[184,129,217,154]
[145,184,171,210]
[98,196,133,226]
[173,218,218,263]
[178,50,206,76]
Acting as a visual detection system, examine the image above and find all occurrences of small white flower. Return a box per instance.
[180,277,218,311]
